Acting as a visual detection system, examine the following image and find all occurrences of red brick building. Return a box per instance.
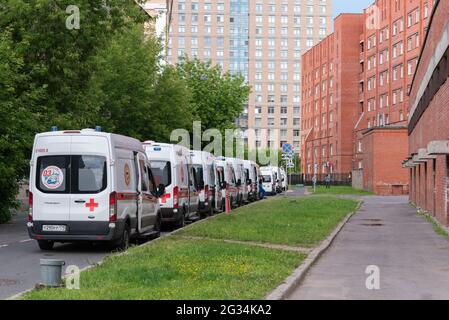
[301,14,365,178]
[354,0,433,195]
[301,0,434,194]
[407,0,449,226]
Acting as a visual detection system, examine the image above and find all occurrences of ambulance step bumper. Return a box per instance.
[28,220,124,241]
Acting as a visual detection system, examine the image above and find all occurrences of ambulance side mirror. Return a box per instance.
[220,181,227,189]
[247,179,252,185]
[156,184,166,197]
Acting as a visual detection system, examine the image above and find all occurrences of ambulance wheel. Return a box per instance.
[154,213,161,237]
[176,211,185,229]
[209,202,214,216]
[115,224,130,251]
[37,240,54,251]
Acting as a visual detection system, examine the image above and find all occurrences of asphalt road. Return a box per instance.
[288,196,449,300]
[0,212,112,299]
[0,211,171,299]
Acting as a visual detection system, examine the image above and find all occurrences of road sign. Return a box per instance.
[282,154,292,160]
[282,143,292,154]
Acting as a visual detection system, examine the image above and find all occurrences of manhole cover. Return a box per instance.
[361,218,382,222]
[0,279,20,286]
[361,223,384,227]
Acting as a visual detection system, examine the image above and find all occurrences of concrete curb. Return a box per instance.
[265,200,363,300]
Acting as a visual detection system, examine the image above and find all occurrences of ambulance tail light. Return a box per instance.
[28,192,33,222]
[109,192,117,222]
[173,186,179,209]
[205,185,210,198]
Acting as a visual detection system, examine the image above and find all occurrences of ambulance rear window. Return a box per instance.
[150,161,171,187]
[262,175,271,183]
[36,155,107,194]
[37,156,69,193]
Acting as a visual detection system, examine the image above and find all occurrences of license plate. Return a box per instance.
[42,225,66,232]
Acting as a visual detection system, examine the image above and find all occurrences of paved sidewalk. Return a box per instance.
[288,196,449,300]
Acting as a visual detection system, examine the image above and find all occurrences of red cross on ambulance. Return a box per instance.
[85,198,99,212]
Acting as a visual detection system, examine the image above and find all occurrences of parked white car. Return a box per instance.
[143,141,199,228]
[28,128,164,251]
[260,166,276,196]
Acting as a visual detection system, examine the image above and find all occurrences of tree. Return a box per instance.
[88,26,193,142]
[175,58,250,135]
[0,31,40,222]
[0,1,151,222]
[0,0,148,129]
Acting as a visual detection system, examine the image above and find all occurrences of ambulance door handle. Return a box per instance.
[74,200,86,204]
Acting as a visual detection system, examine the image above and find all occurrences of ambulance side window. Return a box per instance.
[139,159,149,192]
[147,166,157,194]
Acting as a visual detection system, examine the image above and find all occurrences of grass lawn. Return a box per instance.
[308,185,373,196]
[178,196,360,247]
[24,237,304,300]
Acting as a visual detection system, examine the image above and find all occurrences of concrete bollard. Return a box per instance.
[40,259,65,287]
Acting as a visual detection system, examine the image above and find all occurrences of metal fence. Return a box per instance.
[288,173,352,186]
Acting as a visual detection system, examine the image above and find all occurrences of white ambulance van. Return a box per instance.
[215,157,239,208]
[244,160,259,201]
[190,150,216,217]
[227,157,248,206]
[143,141,199,228]
[260,166,276,196]
[28,129,164,251]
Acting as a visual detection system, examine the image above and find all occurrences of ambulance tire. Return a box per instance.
[176,209,186,229]
[38,240,54,251]
[154,213,162,237]
[115,222,130,251]
[209,201,214,216]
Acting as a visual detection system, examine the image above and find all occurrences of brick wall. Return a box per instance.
[362,127,409,195]
[408,0,449,226]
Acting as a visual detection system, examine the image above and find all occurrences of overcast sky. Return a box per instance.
[333,0,374,18]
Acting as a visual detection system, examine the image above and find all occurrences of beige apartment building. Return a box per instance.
[167,0,333,152]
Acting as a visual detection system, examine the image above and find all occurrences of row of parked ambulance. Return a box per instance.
[27,129,287,251]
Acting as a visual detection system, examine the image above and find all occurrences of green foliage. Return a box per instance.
[87,27,193,141]
[0,1,152,222]
[0,2,252,223]
[175,58,251,134]
[0,30,40,222]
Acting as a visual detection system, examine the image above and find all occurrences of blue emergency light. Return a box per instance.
[95,126,102,132]
[51,126,58,132]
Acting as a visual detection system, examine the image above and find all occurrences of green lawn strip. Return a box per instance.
[24,236,304,300]
[178,196,359,247]
[308,185,373,195]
